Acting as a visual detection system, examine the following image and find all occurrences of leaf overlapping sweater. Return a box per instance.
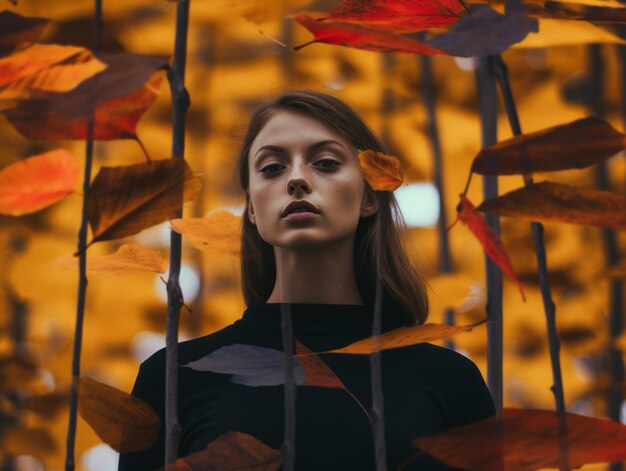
[118,302,496,471]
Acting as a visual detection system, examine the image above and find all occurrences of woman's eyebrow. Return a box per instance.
[253,140,349,162]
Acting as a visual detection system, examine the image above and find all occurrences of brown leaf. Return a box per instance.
[294,339,345,389]
[477,180,626,230]
[471,117,626,176]
[171,211,242,256]
[0,149,79,216]
[454,194,527,301]
[161,431,282,471]
[412,408,626,470]
[3,425,57,457]
[513,18,626,48]
[317,319,486,355]
[293,11,445,54]
[0,356,39,391]
[75,376,160,453]
[540,0,626,23]
[51,243,167,274]
[2,72,163,143]
[86,159,201,248]
[0,11,49,56]
[22,389,68,420]
[358,150,404,191]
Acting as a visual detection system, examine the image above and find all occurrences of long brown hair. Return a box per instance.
[236,90,430,326]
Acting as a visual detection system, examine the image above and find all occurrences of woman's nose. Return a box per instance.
[287,162,311,194]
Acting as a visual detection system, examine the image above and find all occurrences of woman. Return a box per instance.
[118,90,496,471]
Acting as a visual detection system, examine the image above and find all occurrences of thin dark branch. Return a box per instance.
[64,1,102,470]
[493,54,570,471]
[280,302,296,471]
[165,0,191,466]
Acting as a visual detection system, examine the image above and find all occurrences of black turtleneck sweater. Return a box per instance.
[118,303,496,471]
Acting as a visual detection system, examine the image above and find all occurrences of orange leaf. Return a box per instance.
[0,149,79,216]
[455,194,526,301]
[171,211,242,256]
[293,11,445,54]
[412,408,626,470]
[0,11,49,56]
[86,159,201,248]
[327,0,464,33]
[358,149,404,191]
[471,117,626,176]
[2,72,163,142]
[314,319,486,355]
[161,431,282,471]
[75,376,160,453]
[477,180,626,230]
[50,243,167,274]
[294,339,345,389]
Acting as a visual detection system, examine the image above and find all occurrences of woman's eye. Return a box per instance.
[316,158,340,169]
[260,163,283,174]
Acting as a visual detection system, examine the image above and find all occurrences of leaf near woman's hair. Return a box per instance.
[476,180,626,230]
[0,149,79,216]
[358,149,404,191]
[0,10,49,56]
[453,194,526,301]
[75,376,160,453]
[171,210,242,256]
[471,116,626,176]
[161,431,282,471]
[412,408,626,470]
[51,243,167,274]
[317,319,486,355]
[293,11,445,54]
[325,0,465,33]
[86,158,201,248]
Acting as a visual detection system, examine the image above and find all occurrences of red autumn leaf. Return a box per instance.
[293,11,445,54]
[471,116,626,176]
[476,180,626,230]
[326,0,464,33]
[161,431,282,471]
[412,408,626,470]
[0,149,79,216]
[294,339,345,389]
[451,194,526,301]
[0,10,49,56]
[2,72,162,146]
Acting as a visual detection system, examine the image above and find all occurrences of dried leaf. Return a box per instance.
[3,425,57,457]
[428,0,539,56]
[0,10,49,56]
[293,11,445,54]
[476,181,626,230]
[513,18,626,47]
[86,158,201,247]
[412,408,626,470]
[161,431,282,471]
[471,116,626,176]
[75,376,160,453]
[22,390,68,420]
[171,211,242,256]
[0,356,38,390]
[2,72,162,142]
[0,149,79,216]
[51,243,167,274]
[294,339,345,389]
[326,0,464,33]
[314,320,486,355]
[358,150,404,191]
[540,0,626,22]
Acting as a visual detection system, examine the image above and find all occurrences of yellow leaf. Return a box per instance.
[76,376,160,453]
[171,210,242,256]
[358,150,404,191]
[319,320,486,355]
[51,243,167,274]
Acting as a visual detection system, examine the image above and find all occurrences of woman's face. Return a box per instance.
[246,110,378,249]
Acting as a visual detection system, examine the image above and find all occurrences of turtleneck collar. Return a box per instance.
[233,301,402,335]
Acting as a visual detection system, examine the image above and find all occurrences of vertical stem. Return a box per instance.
[65,2,102,470]
[371,227,387,471]
[588,44,624,471]
[493,54,570,471]
[474,56,504,414]
[165,0,191,466]
[280,302,296,471]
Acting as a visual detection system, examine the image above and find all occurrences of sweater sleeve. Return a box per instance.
[118,350,166,471]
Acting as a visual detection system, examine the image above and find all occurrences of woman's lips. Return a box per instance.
[282,211,319,221]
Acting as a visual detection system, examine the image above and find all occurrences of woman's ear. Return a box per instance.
[247,199,256,225]
[360,188,378,218]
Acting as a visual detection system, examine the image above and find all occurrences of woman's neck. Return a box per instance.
[266,237,364,305]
